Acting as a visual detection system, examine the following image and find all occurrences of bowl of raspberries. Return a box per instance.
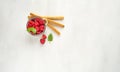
[26,17,47,35]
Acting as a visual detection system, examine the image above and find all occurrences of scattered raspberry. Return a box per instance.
[40,39,45,44]
[42,34,47,39]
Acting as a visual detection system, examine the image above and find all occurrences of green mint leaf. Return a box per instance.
[48,33,53,41]
[27,27,36,34]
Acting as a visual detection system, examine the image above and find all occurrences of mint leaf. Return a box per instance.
[27,27,36,34]
[48,33,53,41]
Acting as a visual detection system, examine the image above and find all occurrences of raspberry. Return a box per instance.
[41,20,45,24]
[35,27,39,31]
[39,25,45,31]
[40,39,45,44]
[28,23,33,27]
[37,20,45,25]
[35,18,41,21]
[34,21,39,26]
[28,20,34,24]
[42,34,47,39]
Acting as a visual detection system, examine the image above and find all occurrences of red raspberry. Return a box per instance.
[34,21,39,26]
[38,20,45,25]
[27,23,34,29]
[35,26,41,34]
[35,27,39,31]
[40,39,45,44]
[28,20,34,24]
[37,20,41,24]
[28,23,33,27]
[39,25,45,31]
[42,34,47,39]
[35,18,45,25]
[41,20,45,24]
[33,24,37,28]
[36,31,41,34]
[35,18,41,21]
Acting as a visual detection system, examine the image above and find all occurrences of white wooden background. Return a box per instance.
[0,0,120,72]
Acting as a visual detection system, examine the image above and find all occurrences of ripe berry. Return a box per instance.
[40,39,45,44]
[35,18,41,22]
[28,20,34,24]
[35,27,39,31]
[34,21,39,26]
[42,34,47,39]
[36,31,41,34]
[27,23,33,28]
[39,25,45,31]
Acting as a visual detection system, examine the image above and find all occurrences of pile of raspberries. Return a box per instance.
[27,17,46,35]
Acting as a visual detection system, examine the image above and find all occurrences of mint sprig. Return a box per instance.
[48,33,53,41]
[27,27,36,34]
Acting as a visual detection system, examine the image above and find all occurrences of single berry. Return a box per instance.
[40,39,45,44]
[39,25,45,31]
[35,18,41,21]
[28,20,34,24]
[36,31,41,34]
[35,27,39,31]
[38,19,45,25]
[27,23,33,28]
[34,21,39,26]
[42,34,47,39]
